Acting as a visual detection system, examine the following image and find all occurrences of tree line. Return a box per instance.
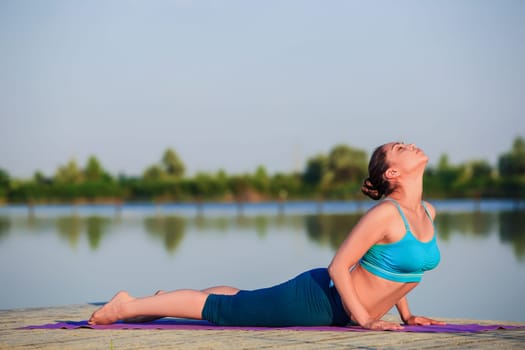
[1,137,524,204]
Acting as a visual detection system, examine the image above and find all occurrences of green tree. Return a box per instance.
[143,165,166,181]
[54,159,84,184]
[303,154,328,186]
[84,156,107,182]
[0,168,9,198]
[470,160,493,178]
[498,136,525,198]
[270,172,302,198]
[498,136,525,177]
[162,148,185,178]
[33,171,49,184]
[191,172,228,198]
[215,170,229,193]
[228,175,251,201]
[252,165,270,193]
[437,154,461,191]
[0,168,9,188]
[327,144,367,184]
[455,160,495,197]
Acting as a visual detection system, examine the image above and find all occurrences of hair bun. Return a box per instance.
[361,178,382,200]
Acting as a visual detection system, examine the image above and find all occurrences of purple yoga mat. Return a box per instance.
[21,319,525,333]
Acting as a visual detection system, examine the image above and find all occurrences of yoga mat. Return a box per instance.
[21,319,525,333]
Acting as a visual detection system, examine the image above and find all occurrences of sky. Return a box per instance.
[1,0,524,178]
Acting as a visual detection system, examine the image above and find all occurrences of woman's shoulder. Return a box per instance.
[363,199,400,222]
[356,200,406,243]
[345,200,401,246]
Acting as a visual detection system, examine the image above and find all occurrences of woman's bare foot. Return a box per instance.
[88,291,134,325]
[122,290,166,323]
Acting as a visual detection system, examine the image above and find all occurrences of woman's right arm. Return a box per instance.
[328,203,403,330]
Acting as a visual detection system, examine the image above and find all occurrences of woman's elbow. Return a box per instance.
[328,261,344,280]
[328,257,355,280]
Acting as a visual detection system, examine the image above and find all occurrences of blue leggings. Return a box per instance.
[201,268,350,327]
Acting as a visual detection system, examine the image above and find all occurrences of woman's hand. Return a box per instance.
[404,315,446,326]
[362,319,404,331]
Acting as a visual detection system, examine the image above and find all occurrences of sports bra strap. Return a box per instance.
[421,201,434,223]
[384,198,410,230]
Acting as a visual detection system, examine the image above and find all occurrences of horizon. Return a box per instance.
[1,138,523,179]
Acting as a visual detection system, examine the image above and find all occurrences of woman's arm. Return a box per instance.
[328,203,403,330]
[396,291,446,327]
[395,296,412,323]
[396,297,446,326]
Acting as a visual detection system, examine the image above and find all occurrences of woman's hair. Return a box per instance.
[361,144,396,200]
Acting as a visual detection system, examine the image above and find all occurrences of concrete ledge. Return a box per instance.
[1,304,524,349]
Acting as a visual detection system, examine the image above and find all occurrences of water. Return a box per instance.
[0,199,524,322]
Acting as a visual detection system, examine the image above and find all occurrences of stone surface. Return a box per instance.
[1,304,524,349]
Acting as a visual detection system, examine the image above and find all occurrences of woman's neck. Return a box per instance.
[387,176,424,210]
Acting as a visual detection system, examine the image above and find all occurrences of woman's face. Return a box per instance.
[384,142,428,175]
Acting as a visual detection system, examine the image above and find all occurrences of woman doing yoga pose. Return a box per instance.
[89,142,445,331]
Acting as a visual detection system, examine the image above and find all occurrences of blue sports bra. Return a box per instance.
[359,199,440,283]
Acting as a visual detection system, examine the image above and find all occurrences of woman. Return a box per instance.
[89,142,445,331]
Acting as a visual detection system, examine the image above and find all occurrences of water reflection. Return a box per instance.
[305,214,361,250]
[499,211,525,261]
[56,216,111,250]
[435,212,496,242]
[0,216,10,242]
[1,207,524,261]
[254,216,269,238]
[432,211,525,260]
[86,217,110,250]
[187,214,304,236]
[144,216,186,254]
[57,216,83,249]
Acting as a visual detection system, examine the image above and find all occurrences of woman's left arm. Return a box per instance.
[396,297,446,325]
[396,202,445,326]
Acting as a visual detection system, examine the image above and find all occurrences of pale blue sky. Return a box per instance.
[1,0,524,178]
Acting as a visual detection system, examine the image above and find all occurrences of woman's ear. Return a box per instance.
[384,168,399,180]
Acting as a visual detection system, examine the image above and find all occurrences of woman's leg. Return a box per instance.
[123,287,240,323]
[90,286,241,325]
[122,290,166,323]
[202,286,240,295]
[202,268,341,327]
[89,289,207,325]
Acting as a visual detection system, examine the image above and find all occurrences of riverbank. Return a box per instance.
[1,198,523,219]
[1,304,524,349]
